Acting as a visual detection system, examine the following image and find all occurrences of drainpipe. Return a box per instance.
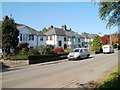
[36,35,38,49]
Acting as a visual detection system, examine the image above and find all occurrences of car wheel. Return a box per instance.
[77,56,81,60]
[87,54,90,58]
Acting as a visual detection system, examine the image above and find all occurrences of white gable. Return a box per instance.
[19,26,31,34]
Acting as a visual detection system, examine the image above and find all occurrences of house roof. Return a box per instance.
[80,33,95,39]
[16,24,46,36]
[45,27,66,36]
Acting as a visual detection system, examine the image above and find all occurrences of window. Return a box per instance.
[84,49,88,52]
[73,49,80,52]
[80,49,83,53]
[23,35,27,41]
[68,37,71,41]
[59,41,62,46]
[64,37,66,42]
[29,35,34,41]
[40,37,43,41]
[46,36,48,40]
[50,36,52,40]
[20,34,22,41]
[78,38,80,42]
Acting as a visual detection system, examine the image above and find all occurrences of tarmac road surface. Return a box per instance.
[2,51,118,88]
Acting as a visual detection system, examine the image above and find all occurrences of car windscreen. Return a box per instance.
[73,49,80,52]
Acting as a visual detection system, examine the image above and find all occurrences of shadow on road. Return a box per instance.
[69,56,94,61]
[0,64,11,72]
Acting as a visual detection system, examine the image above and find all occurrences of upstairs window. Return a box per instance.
[46,36,48,40]
[50,36,52,40]
[64,37,67,42]
[59,41,62,46]
[29,35,34,41]
[78,38,80,42]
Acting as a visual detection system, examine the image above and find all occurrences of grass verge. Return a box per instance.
[96,66,120,89]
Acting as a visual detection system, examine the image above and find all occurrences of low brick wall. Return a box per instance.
[3,60,29,65]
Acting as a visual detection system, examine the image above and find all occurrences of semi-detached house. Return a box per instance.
[16,24,46,47]
[45,25,84,50]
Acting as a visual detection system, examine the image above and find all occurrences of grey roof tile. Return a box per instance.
[16,24,46,36]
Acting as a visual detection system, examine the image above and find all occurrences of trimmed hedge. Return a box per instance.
[7,55,28,60]
[28,54,58,60]
[28,54,59,64]
[7,52,69,64]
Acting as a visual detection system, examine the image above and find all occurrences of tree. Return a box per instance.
[2,16,19,54]
[91,35,102,51]
[101,34,110,45]
[42,27,48,33]
[99,1,120,28]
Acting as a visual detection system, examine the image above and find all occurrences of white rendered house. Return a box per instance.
[45,25,84,50]
[16,24,46,47]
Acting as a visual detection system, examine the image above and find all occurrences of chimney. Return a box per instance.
[62,25,67,30]
[48,25,53,30]
[50,25,53,29]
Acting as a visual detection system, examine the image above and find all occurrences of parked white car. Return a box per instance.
[67,48,90,60]
[103,45,114,54]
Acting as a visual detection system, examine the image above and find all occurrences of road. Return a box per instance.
[2,51,118,88]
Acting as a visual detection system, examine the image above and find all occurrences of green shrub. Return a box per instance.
[96,66,120,89]
[113,44,117,48]
[18,48,28,55]
[7,55,28,60]
[35,45,54,54]
[28,54,58,59]
[18,42,29,48]
[91,35,102,51]
[64,48,71,53]
[28,48,39,55]
[45,47,54,54]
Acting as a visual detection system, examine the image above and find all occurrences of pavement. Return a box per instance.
[2,59,69,72]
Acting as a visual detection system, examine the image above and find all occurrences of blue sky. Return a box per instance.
[1,2,118,35]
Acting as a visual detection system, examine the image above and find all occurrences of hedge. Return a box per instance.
[7,55,28,60]
[28,54,58,60]
[7,53,69,64]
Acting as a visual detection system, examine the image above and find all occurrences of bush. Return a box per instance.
[97,66,120,88]
[28,48,39,55]
[57,52,69,56]
[54,47,64,53]
[28,54,58,64]
[18,48,28,55]
[28,54,58,60]
[113,44,117,48]
[18,42,29,48]
[7,55,28,60]
[35,45,54,54]
[64,48,71,53]
[15,42,29,54]
[45,47,54,54]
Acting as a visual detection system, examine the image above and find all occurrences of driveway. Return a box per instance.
[2,51,118,88]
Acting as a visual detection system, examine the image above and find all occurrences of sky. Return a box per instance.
[1,2,118,35]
